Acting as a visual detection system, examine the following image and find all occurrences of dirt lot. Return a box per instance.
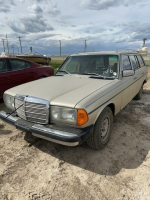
[0,81,150,200]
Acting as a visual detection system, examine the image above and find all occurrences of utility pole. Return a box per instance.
[84,40,87,52]
[18,36,23,54]
[11,45,15,56]
[59,40,61,56]
[1,39,6,53]
[6,34,9,55]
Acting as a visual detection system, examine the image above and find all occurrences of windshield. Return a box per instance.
[56,55,118,78]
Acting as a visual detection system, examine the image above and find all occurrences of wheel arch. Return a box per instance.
[93,102,115,124]
[143,79,147,85]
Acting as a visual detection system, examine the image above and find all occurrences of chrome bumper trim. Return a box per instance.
[32,133,79,146]
[32,124,78,137]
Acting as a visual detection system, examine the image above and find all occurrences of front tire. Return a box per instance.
[87,107,113,149]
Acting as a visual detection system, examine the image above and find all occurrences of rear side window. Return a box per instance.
[122,55,132,70]
[9,59,28,71]
[134,56,140,68]
[129,55,138,70]
[0,59,7,73]
[137,55,145,67]
[26,62,31,68]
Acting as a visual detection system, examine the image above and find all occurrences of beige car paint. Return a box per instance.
[4,53,147,129]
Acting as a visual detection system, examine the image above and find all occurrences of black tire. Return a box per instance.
[87,107,113,149]
[133,84,143,100]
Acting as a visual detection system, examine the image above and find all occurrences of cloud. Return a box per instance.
[116,22,150,40]
[28,5,43,14]
[0,0,15,5]
[33,0,51,2]
[0,0,16,12]
[47,4,61,16]
[8,14,54,34]
[26,32,61,41]
[80,0,147,10]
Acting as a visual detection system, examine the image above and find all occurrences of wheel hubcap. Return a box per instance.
[100,117,110,139]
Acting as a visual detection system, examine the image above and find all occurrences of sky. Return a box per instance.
[0,0,150,55]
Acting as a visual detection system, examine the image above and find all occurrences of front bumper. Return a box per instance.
[0,110,93,146]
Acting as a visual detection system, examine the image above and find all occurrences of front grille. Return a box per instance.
[15,95,49,124]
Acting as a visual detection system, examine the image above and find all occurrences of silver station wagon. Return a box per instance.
[0,51,147,149]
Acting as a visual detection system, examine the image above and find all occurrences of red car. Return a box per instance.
[0,57,54,98]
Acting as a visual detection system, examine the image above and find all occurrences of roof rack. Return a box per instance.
[116,48,137,53]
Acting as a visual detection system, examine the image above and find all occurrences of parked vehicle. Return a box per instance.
[16,52,51,65]
[0,51,147,149]
[0,57,54,98]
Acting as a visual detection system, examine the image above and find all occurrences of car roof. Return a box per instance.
[71,51,140,56]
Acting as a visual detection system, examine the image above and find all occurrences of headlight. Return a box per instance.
[51,106,88,126]
[51,106,77,125]
[4,93,15,111]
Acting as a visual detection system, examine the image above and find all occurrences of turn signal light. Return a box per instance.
[77,109,88,126]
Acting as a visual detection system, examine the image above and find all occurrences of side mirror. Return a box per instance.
[122,70,135,77]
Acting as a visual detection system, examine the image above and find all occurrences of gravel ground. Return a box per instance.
[0,81,150,200]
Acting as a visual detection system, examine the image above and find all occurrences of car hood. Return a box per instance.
[6,75,115,108]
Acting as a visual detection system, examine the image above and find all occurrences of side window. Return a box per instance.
[134,56,140,68]
[9,60,28,71]
[122,55,132,70]
[129,55,138,70]
[26,62,31,68]
[0,59,7,73]
[137,55,144,67]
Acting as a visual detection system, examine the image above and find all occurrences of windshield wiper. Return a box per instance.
[83,73,105,79]
[89,76,115,80]
[57,70,70,74]
[83,73,115,79]
[83,73,102,76]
